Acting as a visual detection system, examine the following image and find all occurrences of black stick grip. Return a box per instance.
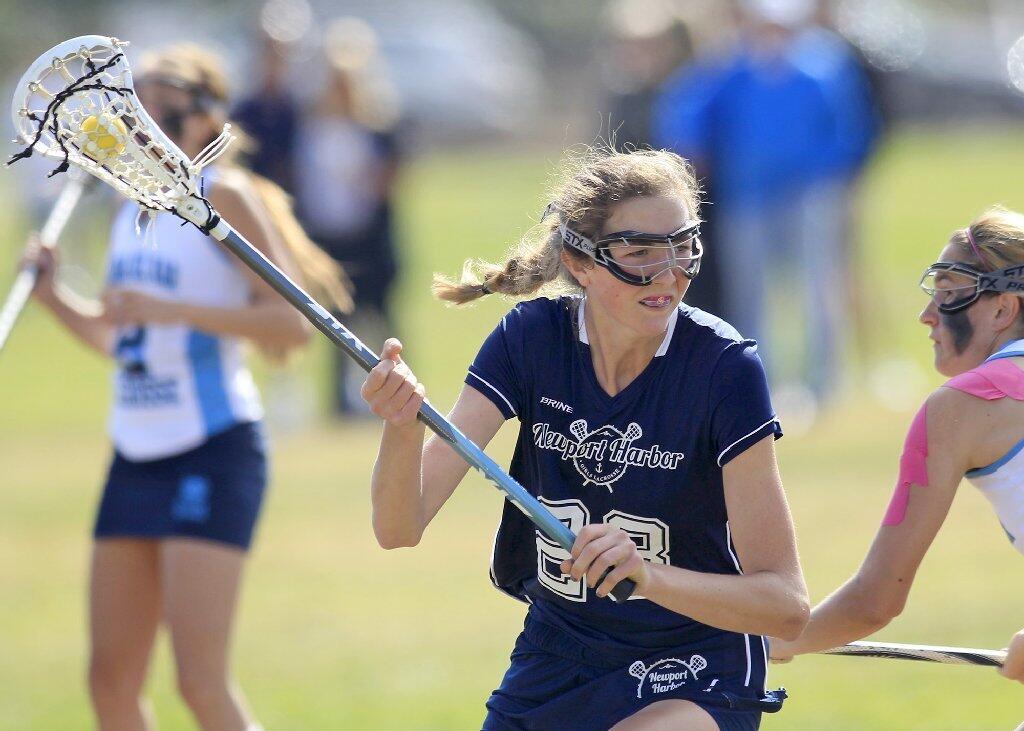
[611,578,637,602]
[597,568,636,602]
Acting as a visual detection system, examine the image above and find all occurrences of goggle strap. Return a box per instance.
[558,222,597,256]
[978,274,1024,293]
[924,262,1024,295]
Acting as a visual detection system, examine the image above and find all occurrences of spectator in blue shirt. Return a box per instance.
[654,0,879,412]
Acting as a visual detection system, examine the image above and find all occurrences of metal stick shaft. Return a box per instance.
[0,176,86,353]
[208,221,637,602]
[819,641,1006,666]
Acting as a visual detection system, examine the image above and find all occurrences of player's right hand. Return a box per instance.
[998,629,1024,684]
[362,338,426,429]
[19,233,58,300]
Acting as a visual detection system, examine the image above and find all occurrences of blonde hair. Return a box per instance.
[433,146,701,305]
[953,206,1024,273]
[318,18,400,132]
[139,44,353,316]
[139,44,230,104]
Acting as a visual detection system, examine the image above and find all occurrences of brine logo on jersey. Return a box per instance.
[539,396,573,413]
[532,419,685,491]
[629,655,708,698]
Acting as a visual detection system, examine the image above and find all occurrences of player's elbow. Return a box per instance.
[774,593,811,641]
[258,313,311,352]
[851,576,907,630]
[858,594,906,630]
[375,533,421,550]
[279,313,313,348]
[292,317,314,347]
[373,522,423,550]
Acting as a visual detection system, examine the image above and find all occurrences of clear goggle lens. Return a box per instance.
[602,227,702,281]
[921,262,983,311]
[606,239,700,269]
[919,268,979,307]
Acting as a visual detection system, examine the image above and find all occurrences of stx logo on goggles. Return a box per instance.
[560,225,594,254]
[980,277,1024,291]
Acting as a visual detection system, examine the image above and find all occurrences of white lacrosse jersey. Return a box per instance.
[951,339,1024,556]
[105,189,263,461]
[966,450,1024,556]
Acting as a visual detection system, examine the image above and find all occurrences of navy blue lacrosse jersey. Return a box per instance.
[466,296,781,659]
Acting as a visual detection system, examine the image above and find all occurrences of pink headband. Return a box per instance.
[964,226,989,268]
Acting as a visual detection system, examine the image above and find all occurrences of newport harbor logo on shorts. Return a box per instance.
[629,656,707,698]
[532,419,685,491]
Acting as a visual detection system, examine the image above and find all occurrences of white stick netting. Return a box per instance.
[9,36,232,223]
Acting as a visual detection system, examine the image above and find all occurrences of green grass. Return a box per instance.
[2,129,1024,729]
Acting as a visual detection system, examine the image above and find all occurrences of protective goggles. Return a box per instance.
[919,261,1024,314]
[558,219,703,286]
[136,74,224,138]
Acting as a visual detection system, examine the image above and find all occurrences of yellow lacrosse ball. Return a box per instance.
[79,114,128,163]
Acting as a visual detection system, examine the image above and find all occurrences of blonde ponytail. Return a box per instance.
[432,228,572,304]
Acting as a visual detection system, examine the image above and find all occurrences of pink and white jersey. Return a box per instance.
[946,338,1024,555]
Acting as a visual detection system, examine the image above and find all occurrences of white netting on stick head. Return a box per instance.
[8,35,233,228]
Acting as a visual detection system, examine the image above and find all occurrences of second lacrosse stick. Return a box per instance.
[0,173,87,354]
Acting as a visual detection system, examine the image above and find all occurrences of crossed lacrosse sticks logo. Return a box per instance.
[629,655,708,698]
[567,419,643,491]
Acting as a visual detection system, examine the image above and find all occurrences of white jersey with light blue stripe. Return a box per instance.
[106,197,262,460]
[960,339,1024,555]
[965,446,1024,555]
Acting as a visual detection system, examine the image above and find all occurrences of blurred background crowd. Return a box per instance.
[5,0,1024,425]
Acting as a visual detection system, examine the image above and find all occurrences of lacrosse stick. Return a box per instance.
[0,170,87,353]
[7,35,636,602]
[819,641,1006,667]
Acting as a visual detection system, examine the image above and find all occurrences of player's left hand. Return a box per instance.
[102,288,180,326]
[560,523,648,599]
[766,638,795,664]
[999,629,1024,684]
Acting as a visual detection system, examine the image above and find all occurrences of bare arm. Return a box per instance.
[565,435,809,639]
[365,338,506,549]
[25,238,113,356]
[772,388,971,658]
[640,435,808,639]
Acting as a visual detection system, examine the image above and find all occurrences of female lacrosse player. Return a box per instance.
[23,46,349,731]
[769,206,1024,686]
[363,147,808,730]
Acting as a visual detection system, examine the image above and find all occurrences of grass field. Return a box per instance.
[2,128,1024,729]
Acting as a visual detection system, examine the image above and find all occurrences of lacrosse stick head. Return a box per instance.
[9,35,233,232]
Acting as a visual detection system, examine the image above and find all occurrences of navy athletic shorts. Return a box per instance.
[482,614,767,730]
[94,421,268,550]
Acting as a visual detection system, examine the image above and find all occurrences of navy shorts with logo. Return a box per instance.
[483,614,767,731]
[94,421,268,550]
